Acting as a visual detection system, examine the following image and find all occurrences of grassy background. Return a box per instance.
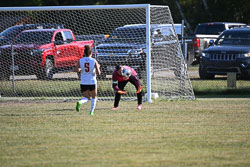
[1,99,250,167]
[1,77,250,98]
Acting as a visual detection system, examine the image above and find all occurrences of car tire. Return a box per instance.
[0,71,10,81]
[77,71,81,80]
[97,66,108,80]
[36,58,54,80]
[199,64,214,79]
[241,74,250,80]
[98,72,107,80]
[137,65,146,79]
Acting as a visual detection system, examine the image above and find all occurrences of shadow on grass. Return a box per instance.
[194,88,250,98]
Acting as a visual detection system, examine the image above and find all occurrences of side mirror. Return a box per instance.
[208,39,214,47]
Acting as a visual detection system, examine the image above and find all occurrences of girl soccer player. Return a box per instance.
[73,45,101,115]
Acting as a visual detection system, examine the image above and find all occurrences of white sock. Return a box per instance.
[79,97,89,104]
[90,98,97,113]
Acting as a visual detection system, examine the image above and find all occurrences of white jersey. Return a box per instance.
[79,57,97,85]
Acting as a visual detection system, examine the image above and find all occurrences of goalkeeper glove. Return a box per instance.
[117,90,127,94]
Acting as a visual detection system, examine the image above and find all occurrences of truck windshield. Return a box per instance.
[105,28,146,43]
[216,31,250,46]
[14,31,54,45]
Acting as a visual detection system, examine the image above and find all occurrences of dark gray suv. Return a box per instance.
[193,22,246,64]
[199,27,250,79]
[96,24,184,79]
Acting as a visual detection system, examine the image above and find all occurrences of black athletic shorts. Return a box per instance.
[80,84,96,92]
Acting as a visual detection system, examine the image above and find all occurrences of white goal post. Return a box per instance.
[0,4,195,102]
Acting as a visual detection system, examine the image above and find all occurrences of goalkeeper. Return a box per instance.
[112,65,143,110]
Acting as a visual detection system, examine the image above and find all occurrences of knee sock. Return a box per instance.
[79,97,89,104]
[114,93,121,107]
[90,98,97,113]
[137,92,142,105]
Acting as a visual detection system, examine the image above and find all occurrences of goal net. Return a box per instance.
[0,4,195,102]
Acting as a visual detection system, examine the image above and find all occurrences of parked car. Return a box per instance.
[95,24,190,79]
[0,28,93,80]
[199,27,250,80]
[0,24,64,46]
[193,22,246,64]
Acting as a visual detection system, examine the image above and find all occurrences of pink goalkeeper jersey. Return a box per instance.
[112,66,137,82]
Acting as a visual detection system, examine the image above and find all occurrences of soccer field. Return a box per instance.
[0,99,250,167]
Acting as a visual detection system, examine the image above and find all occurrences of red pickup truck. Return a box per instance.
[0,29,94,80]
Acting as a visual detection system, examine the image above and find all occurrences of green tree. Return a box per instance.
[0,0,43,6]
[1,0,250,32]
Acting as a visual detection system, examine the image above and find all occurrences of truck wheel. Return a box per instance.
[137,63,146,79]
[77,71,81,80]
[137,71,143,79]
[0,72,10,81]
[199,64,214,79]
[97,66,107,80]
[174,63,186,78]
[240,74,250,80]
[36,58,54,80]
[98,72,107,80]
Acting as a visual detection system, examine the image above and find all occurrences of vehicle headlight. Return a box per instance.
[31,49,44,56]
[202,52,209,58]
[241,53,250,58]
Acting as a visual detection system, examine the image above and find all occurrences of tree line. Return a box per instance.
[1,0,250,33]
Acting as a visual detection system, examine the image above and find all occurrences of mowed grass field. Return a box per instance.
[0,99,250,167]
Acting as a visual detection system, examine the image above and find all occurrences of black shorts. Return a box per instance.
[80,84,96,92]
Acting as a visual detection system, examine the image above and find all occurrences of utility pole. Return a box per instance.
[175,0,193,34]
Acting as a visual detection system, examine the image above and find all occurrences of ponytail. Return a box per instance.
[84,45,92,57]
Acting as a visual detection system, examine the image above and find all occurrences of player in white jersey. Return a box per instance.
[73,45,101,115]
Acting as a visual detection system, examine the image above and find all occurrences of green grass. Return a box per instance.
[1,99,250,167]
[0,79,137,97]
[191,79,250,97]
[1,77,250,98]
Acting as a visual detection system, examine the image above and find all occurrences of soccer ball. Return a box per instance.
[122,68,132,78]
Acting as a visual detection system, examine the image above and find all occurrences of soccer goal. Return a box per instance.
[0,4,195,102]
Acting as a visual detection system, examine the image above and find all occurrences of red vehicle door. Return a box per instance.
[61,31,81,67]
[53,31,69,68]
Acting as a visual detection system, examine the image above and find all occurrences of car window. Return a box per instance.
[216,31,250,45]
[153,26,177,42]
[63,31,74,42]
[105,27,146,43]
[153,27,175,37]
[54,32,64,44]
[227,25,246,29]
[195,24,225,35]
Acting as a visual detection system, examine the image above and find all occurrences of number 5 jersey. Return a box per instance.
[79,57,97,85]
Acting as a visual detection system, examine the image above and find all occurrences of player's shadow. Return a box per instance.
[46,108,73,112]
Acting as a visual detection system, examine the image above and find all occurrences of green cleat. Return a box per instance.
[76,101,82,112]
[90,112,94,115]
